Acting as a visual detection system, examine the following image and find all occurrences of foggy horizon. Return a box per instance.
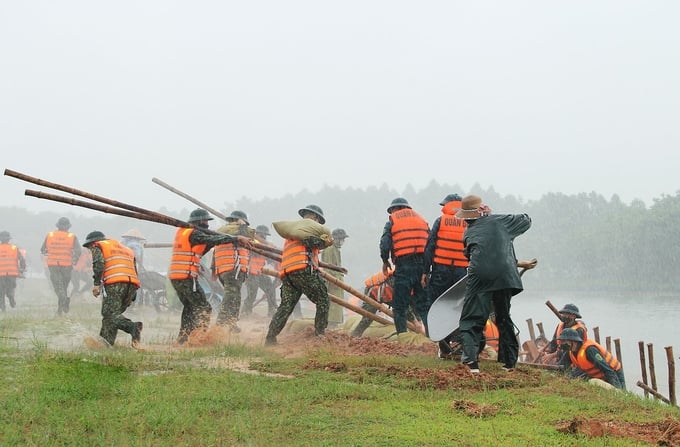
[2,2,678,214]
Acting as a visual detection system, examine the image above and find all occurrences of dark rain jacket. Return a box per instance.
[463,213,532,296]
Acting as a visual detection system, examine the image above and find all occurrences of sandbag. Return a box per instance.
[272,219,332,242]
[216,223,255,237]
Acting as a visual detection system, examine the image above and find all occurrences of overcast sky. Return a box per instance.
[2,1,678,214]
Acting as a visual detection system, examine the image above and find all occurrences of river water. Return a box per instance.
[511,290,680,398]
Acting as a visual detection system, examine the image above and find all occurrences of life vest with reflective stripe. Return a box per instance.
[45,231,75,266]
[569,339,622,380]
[555,321,588,343]
[364,270,394,303]
[484,319,499,351]
[92,239,140,287]
[433,201,469,267]
[390,209,429,258]
[169,228,207,280]
[248,241,267,275]
[213,242,249,275]
[0,244,20,277]
[280,239,318,278]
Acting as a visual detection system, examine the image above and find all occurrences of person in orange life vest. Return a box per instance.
[40,217,82,316]
[421,193,468,357]
[243,225,279,317]
[169,208,252,345]
[558,328,626,390]
[83,231,143,348]
[539,303,588,368]
[70,249,93,296]
[213,210,252,332]
[483,312,500,352]
[0,231,26,311]
[380,197,430,337]
[350,268,418,337]
[265,205,334,346]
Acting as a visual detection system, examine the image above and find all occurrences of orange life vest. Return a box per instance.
[390,209,429,258]
[484,319,499,351]
[569,339,622,380]
[364,270,394,303]
[280,239,318,278]
[74,250,93,272]
[433,201,469,267]
[0,244,20,277]
[168,228,207,280]
[213,242,250,275]
[555,321,588,343]
[92,240,140,287]
[45,231,76,266]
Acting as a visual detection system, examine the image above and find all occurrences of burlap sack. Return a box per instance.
[216,223,255,237]
[272,219,332,243]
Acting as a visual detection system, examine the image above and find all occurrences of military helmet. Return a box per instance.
[121,228,146,240]
[559,303,582,318]
[439,193,462,206]
[226,210,250,226]
[298,204,326,225]
[332,228,348,239]
[83,230,106,247]
[557,328,583,343]
[255,225,270,236]
[0,231,11,242]
[387,197,411,214]
[187,208,213,223]
[56,217,71,230]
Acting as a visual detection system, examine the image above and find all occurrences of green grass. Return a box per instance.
[1,290,678,446]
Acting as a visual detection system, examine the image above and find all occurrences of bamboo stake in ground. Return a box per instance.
[648,343,658,399]
[614,338,622,366]
[665,346,676,406]
[639,341,650,398]
[636,381,672,405]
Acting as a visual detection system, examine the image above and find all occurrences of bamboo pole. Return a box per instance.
[593,327,600,344]
[639,341,650,398]
[648,343,659,398]
[614,338,622,365]
[606,335,612,354]
[152,177,229,221]
[260,267,420,334]
[536,322,545,339]
[665,346,676,406]
[526,318,536,343]
[144,243,173,248]
[328,293,394,327]
[636,381,671,405]
[545,300,562,320]
[6,169,171,221]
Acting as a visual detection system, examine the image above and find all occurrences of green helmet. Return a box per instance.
[298,204,326,225]
[387,197,411,214]
[255,225,270,236]
[83,231,106,247]
[559,303,581,318]
[56,217,71,230]
[226,210,249,226]
[438,193,462,206]
[0,231,10,242]
[557,328,583,343]
[188,208,213,223]
[332,228,348,239]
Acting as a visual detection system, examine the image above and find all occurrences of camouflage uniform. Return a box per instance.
[172,278,213,343]
[267,269,329,339]
[215,272,245,327]
[90,243,141,346]
[243,274,277,316]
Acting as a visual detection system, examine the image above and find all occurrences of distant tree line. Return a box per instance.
[2,180,678,295]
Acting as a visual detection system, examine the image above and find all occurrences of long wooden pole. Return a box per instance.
[152,177,229,221]
[5,169,171,221]
[328,293,395,327]
[665,346,676,406]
